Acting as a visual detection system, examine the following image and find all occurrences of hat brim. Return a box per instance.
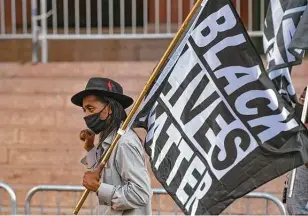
[71,89,134,109]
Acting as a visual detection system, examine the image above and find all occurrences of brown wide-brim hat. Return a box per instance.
[71,77,134,109]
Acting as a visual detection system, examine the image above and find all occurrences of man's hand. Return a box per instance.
[83,162,105,192]
[80,129,95,152]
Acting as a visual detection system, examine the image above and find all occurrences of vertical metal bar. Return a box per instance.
[56,191,61,215]
[22,0,27,33]
[157,194,161,215]
[31,0,38,63]
[90,192,93,215]
[120,0,125,34]
[40,191,44,214]
[0,189,2,214]
[74,192,77,204]
[11,0,16,34]
[265,200,269,215]
[248,0,253,31]
[96,197,99,215]
[246,198,250,215]
[260,0,265,31]
[132,0,136,34]
[52,0,57,34]
[97,0,102,34]
[178,0,183,28]
[75,0,80,34]
[40,0,48,63]
[0,0,5,34]
[63,0,68,34]
[236,0,241,16]
[109,0,114,34]
[86,0,91,34]
[155,0,159,33]
[167,0,171,33]
[190,0,194,9]
[0,183,16,215]
[143,0,148,34]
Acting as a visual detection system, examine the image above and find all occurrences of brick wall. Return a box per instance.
[0,60,308,214]
[0,39,171,62]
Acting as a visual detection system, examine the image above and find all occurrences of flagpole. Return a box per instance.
[288,85,308,198]
[72,0,204,214]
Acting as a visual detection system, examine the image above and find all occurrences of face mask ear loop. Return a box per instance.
[96,103,110,120]
[100,103,109,114]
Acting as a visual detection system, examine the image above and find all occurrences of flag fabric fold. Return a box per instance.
[134,0,308,214]
[263,0,308,104]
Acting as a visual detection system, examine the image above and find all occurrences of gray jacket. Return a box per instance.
[286,165,308,215]
[81,129,152,215]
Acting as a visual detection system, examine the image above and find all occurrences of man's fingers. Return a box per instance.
[85,129,95,137]
[80,130,86,141]
[80,129,95,141]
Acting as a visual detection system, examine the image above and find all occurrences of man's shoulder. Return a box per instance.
[118,129,143,150]
[114,130,146,164]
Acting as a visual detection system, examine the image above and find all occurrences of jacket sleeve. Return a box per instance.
[80,147,97,170]
[96,139,152,210]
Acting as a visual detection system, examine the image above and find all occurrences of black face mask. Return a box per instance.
[84,105,110,134]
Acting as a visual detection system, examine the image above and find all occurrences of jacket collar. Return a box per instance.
[101,129,117,145]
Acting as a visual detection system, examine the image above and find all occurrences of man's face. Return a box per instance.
[82,95,111,120]
[299,88,307,105]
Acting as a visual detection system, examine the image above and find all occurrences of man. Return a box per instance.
[71,77,152,215]
[286,87,308,215]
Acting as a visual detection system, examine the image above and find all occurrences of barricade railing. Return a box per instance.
[25,185,95,215]
[0,182,17,215]
[244,191,287,215]
[0,0,266,63]
[24,185,286,215]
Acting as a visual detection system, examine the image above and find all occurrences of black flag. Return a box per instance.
[134,0,308,214]
[263,0,308,104]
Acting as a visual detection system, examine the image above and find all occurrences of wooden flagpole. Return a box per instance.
[73,0,204,214]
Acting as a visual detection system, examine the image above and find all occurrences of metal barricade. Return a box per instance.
[244,192,287,215]
[151,188,287,215]
[0,182,17,215]
[0,0,266,63]
[24,185,286,215]
[0,0,32,39]
[34,0,265,63]
[25,185,96,215]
